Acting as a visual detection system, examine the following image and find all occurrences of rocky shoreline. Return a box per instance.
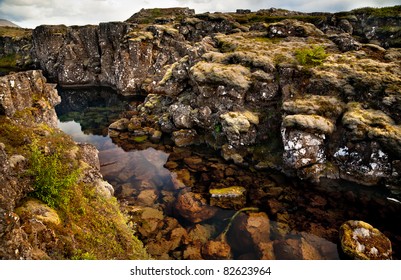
[1,6,401,259]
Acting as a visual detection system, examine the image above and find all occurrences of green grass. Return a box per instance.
[0,26,32,38]
[295,46,328,67]
[351,6,401,18]
[28,141,80,209]
[0,53,21,68]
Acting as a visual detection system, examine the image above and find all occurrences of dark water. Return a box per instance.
[56,87,401,260]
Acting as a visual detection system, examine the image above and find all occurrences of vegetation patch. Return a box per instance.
[0,53,21,68]
[0,26,32,38]
[27,140,80,209]
[295,46,328,67]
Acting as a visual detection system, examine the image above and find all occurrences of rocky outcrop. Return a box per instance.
[0,27,33,73]
[0,70,60,126]
[0,71,148,259]
[128,15,400,194]
[31,21,200,95]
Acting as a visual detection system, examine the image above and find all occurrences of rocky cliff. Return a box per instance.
[30,7,400,94]
[1,6,401,259]
[0,70,148,259]
[98,7,401,198]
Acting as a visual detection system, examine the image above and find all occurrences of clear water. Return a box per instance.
[56,87,401,260]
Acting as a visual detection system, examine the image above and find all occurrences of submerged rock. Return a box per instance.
[227,212,271,255]
[202,239,232,260]
[209,186,246,210]
[339,220,392,260]
[175,192,218,223]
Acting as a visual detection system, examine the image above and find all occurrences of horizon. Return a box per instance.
[0,0,400,29]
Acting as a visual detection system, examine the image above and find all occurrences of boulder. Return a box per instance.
[227,212,271,254]
[339,220,392,260]
[15,198,61,227]
[175,192,218,223]
[266,19,324,38]
[281,128,326,169]
[172,129,200,147]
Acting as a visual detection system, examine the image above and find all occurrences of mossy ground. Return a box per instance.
[0,111,148,259]
[0,26,31,38]
[0,53,21,68]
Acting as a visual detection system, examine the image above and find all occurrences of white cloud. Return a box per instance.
[0,0,399,28]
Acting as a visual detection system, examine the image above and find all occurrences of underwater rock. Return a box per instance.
[136,189,159,207]
[228,212,271,254]
[175,192,218,223]
[209,186,246,210]
[339,220,392,260]
[202,239,232,260]
[273,237,322,260]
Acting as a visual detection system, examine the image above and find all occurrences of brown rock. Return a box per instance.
[172,129,200,147]
[228,212,270,254]
[183,243,203,260]
[187,224,215,245]
[136,189,159,207]
[175,192,218,223]
[257,242,276,260]
[273,237,322,260]
[202,240,232,260]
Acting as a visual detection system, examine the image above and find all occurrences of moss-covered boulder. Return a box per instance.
[191,61,251,91]
[339,220,392,260]
[210,186,246,209]
[342,102,401,156]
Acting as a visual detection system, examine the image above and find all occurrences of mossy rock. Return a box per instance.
[191,61,251,90]
[342,102,401,155]
[339,220,392,260]
[283,114,335,134]
[283,95,345,119]
[15,198,61,226]
[210,186,246,210]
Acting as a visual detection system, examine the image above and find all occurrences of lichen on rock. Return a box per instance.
[339,220,392,260]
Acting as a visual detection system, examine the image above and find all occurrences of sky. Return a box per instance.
[0,0,400,28]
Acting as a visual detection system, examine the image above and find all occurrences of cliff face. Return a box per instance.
[32,20,198,95]
[0,70,148,259]
[0,27,32,72]
[101,7,400,198]
[1,6,401,260]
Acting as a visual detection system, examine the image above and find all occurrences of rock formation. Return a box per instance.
[1,5,401,260]
[0,70,148,259]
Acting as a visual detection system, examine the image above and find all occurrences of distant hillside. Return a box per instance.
[0,19,20,28]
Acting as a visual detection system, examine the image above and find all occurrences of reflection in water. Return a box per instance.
[56,87,401,260]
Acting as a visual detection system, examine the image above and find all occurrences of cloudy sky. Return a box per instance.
[0,0,399,28]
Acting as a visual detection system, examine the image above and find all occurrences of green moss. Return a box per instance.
[210,186,246,197]
[295,46,328,67]
[132,135,148,143]
[254,37,283,44]
[351,6,401,18]
[191,61,251,90]
[27,140,80,209]
[61,182,149,260]
[0,26,31,38]
[0,53,21,68]
[231,13,326,25]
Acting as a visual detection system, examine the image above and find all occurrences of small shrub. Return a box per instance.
[295,46,328,67]
[28,141,80,208]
